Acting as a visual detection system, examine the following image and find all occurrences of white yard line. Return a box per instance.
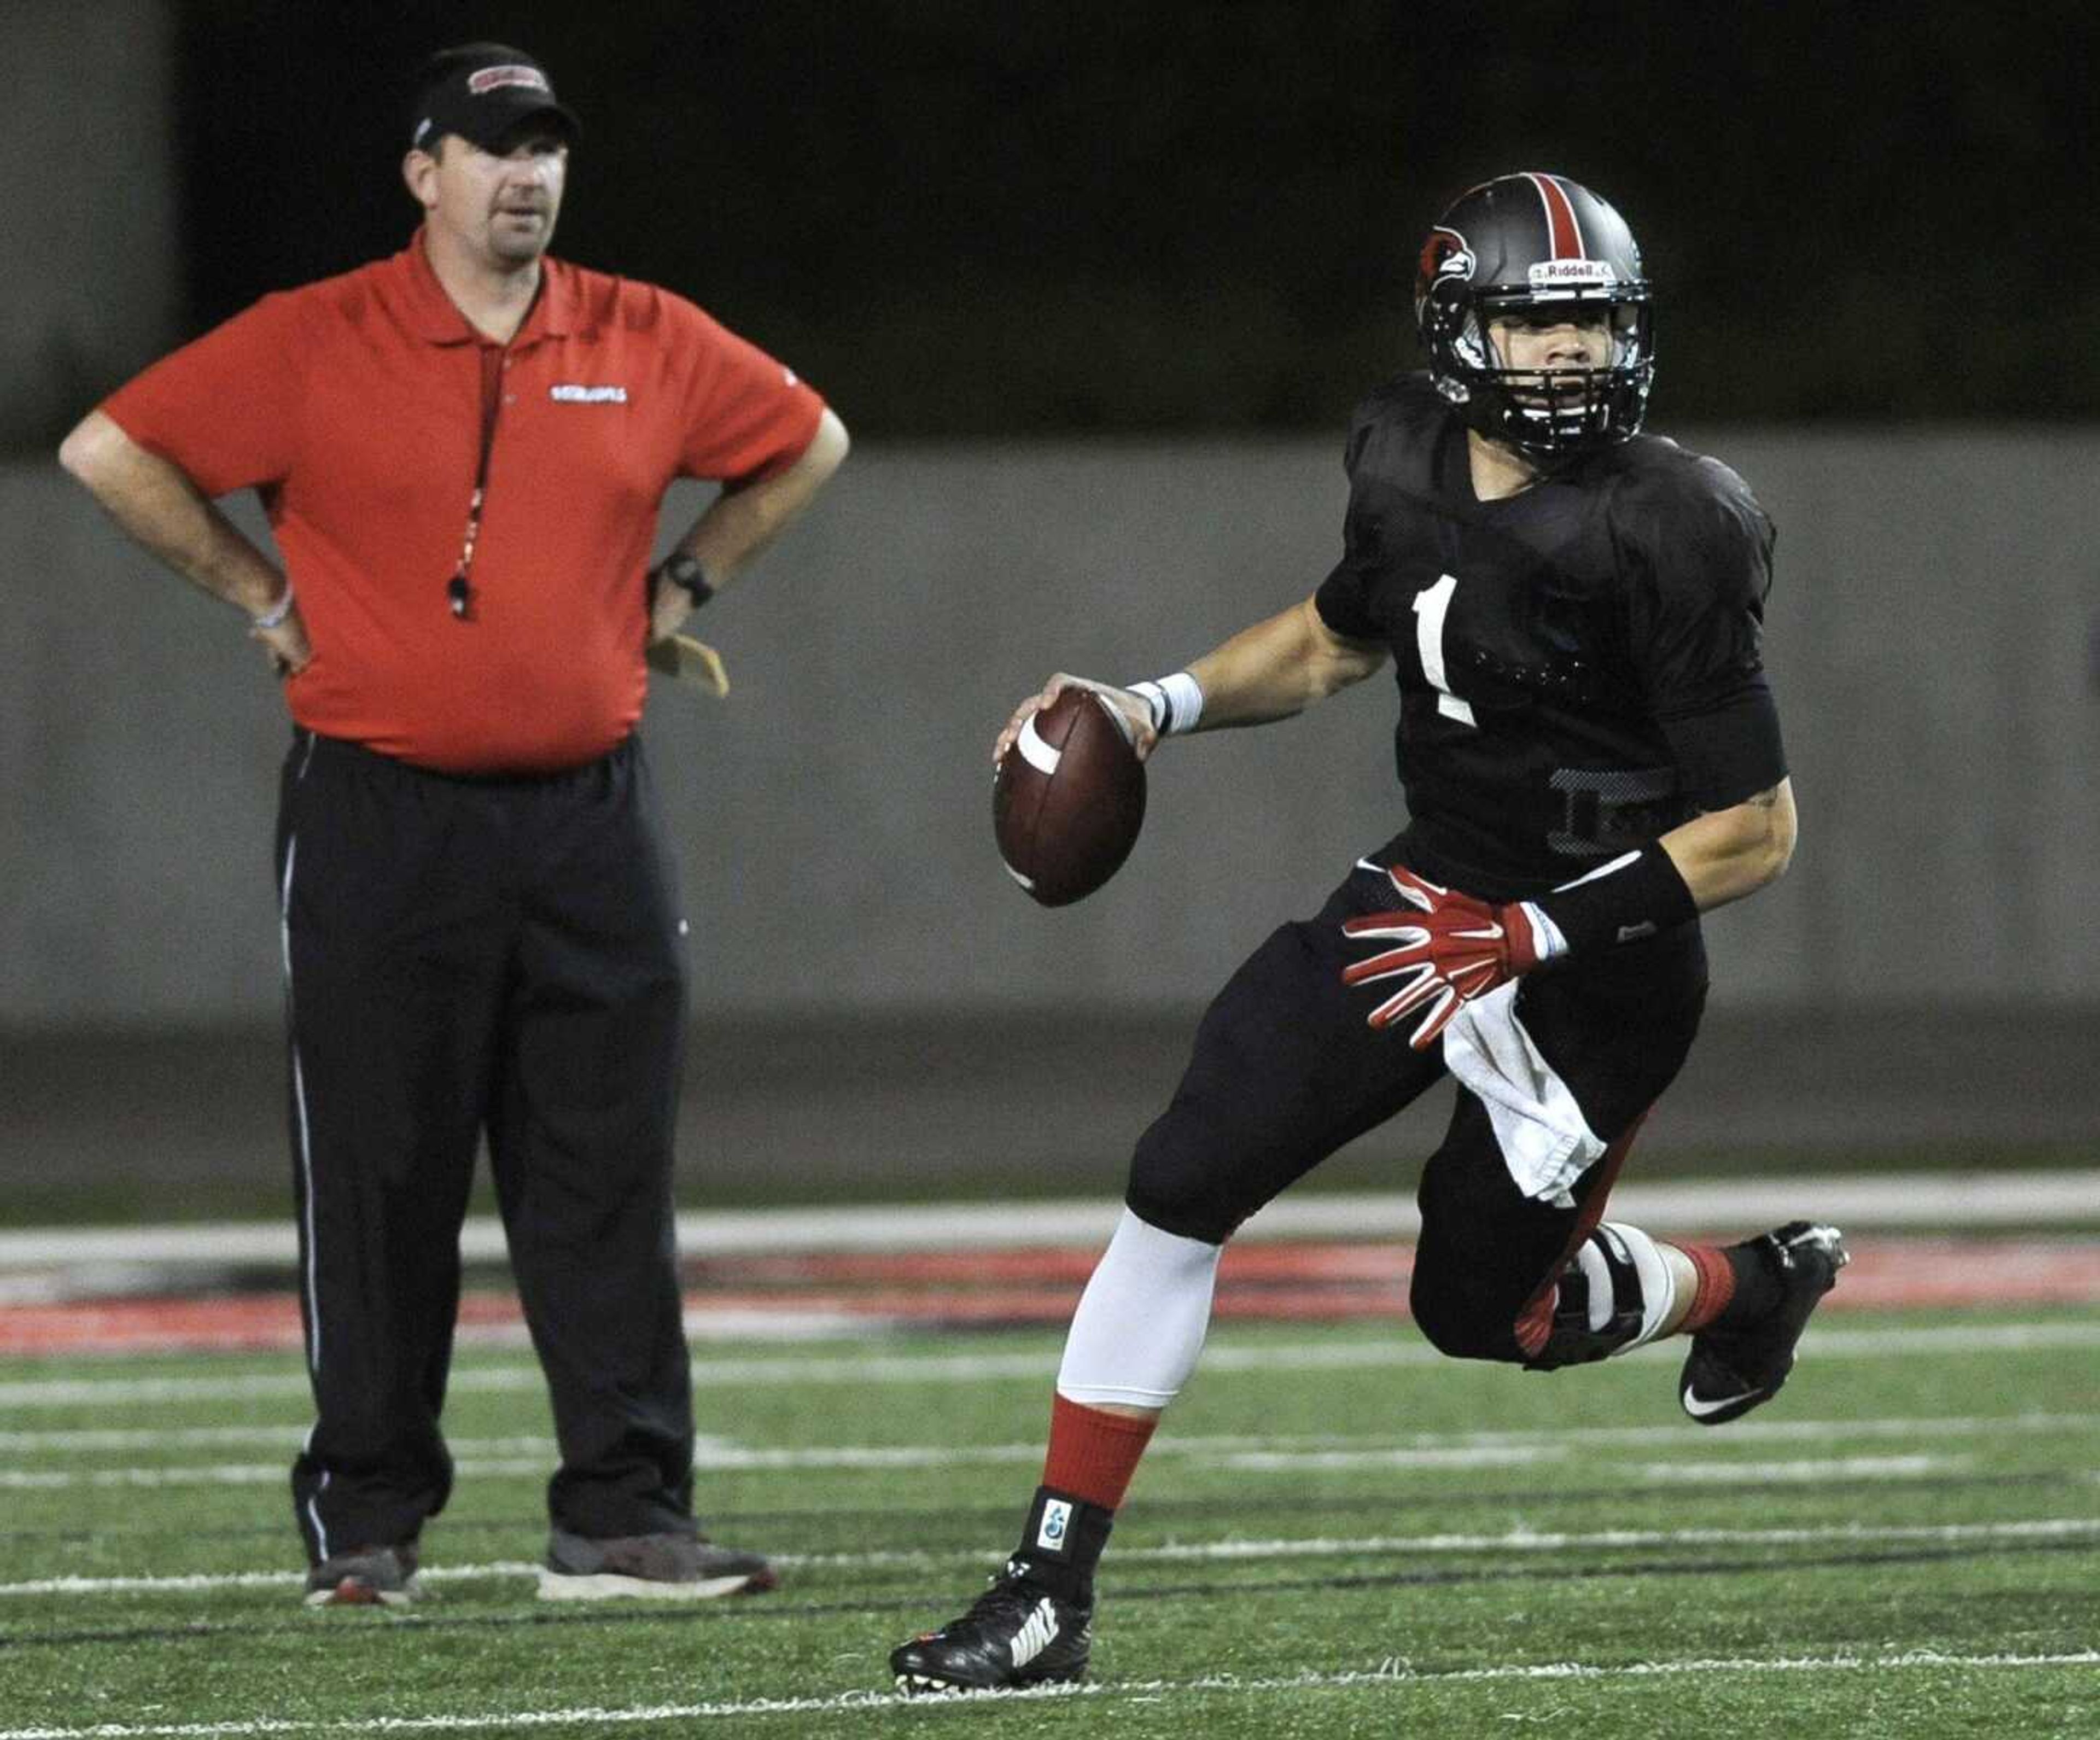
[1218,1451,1963,1480]
[5,1321,2100,1410]
[3,1516,2095,1601]
[0,1445,1984,1491]
[3,1170,2095,1271]
[0,1461,549,1490]
[0,1429,572,1453]
[0,1649,2096,1737]
[1,1410,2090,1456]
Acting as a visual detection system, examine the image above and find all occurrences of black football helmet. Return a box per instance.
[1414,172,1654,460]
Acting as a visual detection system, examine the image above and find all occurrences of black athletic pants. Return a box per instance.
[1125,852,1709,1363]
[276,730,692,1561]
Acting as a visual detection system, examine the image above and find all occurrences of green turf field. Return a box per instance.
[2,1309,2096,1737]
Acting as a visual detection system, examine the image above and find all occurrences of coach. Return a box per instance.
[58,43,848,1606]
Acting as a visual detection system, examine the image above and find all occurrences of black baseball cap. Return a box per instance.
[409,43,580,154]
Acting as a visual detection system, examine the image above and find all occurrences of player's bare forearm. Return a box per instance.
[1186,594,1389,729]
[1658,778,1796,910]
[993,595,1382,770]
[58,411,288,618]
[652,408,849,641]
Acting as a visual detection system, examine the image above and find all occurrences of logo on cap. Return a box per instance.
[467,65,551,96]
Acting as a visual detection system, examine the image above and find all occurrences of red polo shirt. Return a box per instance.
[102,232,825,772]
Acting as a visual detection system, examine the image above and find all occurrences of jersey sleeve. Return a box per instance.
[664,294,826,486]
[98,291,308,498]
[1312,398,1385,642]
[1620,458,1788,808]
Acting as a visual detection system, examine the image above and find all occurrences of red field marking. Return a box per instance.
[706,1243,1409,1286]
[4,1237,2098,1354]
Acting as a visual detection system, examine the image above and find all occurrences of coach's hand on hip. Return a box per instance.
[250,604,313,679]
[646,555,706,647]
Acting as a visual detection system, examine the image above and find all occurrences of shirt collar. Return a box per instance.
[394,227,579,346]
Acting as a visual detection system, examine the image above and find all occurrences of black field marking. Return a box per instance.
[0,1464,2078,1547]
[6,1537,2096,1654]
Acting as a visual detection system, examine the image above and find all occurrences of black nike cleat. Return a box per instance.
[890,1558,1093,1695]
[1679,1221,1849,1426]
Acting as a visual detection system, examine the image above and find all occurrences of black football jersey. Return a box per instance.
[1315,373,1786,900]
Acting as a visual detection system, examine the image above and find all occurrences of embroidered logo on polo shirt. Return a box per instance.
[549,384,629,404]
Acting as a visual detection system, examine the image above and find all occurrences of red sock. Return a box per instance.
[1041,1392,1159,1511]
[1675,1242,1737,1333]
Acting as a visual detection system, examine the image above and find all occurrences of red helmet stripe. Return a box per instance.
[1524,171,1585,259]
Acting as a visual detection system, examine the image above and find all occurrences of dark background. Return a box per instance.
[12,2,2096,1223]
[174,0,2098,436]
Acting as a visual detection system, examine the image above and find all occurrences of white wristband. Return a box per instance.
[1129,670,1204,735]
[249,585,296,631]
[1514,901,1570,962]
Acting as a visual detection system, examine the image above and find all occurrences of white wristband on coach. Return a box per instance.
[249,585,296,631]
[1129,670,1204,735]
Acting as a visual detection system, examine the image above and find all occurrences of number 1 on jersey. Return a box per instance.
[1412,573,1477,727]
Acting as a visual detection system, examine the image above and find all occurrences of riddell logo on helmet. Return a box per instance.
[467,65,551,96]
[1529,259,1618,287]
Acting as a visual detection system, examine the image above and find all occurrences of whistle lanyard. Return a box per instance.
[447,346,508,621]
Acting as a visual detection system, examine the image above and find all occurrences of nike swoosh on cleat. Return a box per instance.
[1682,1386,1764,1418]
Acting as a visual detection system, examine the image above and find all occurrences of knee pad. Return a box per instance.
[1409,1264,1497,1361]
[1124,1120,1249,1245]
[1521,1223,1672,1371]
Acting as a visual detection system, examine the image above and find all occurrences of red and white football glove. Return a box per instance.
[1341,866,1554,1050]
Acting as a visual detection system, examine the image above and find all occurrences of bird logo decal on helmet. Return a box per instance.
[1418,226,1475,292]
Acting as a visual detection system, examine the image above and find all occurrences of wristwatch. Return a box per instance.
[657,552,716,608]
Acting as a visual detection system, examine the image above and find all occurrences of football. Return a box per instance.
[993,686,1147,906]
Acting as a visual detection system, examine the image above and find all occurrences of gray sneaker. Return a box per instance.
[304,1544,422,1608]
[538,1527,779,1602]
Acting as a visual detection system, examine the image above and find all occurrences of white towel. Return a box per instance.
[1440,982,1606,1206]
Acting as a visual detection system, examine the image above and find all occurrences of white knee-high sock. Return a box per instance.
[1055,1208,1224,1408]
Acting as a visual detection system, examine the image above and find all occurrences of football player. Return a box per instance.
[890,172,1846,1695]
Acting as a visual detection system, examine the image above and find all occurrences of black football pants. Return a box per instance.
[275,731,692,1561]
[1124,851,1709,1363]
